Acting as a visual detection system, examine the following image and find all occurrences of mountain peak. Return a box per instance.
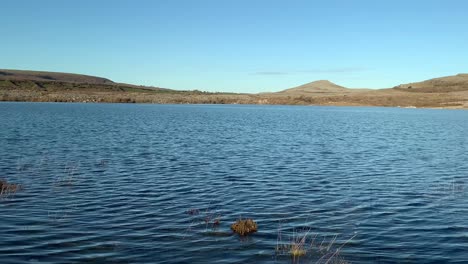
[307,80,335,84]
[278,80,347,94]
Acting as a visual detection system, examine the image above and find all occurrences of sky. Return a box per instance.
[2,0,468,93]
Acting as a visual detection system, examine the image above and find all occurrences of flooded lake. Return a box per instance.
[0,102,467,263]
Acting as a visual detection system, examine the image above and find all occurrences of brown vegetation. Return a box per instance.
[394,73,468,93]
[0,69,114,84]
[1,69,468,108]
[0,179,22,197]
[276,227,355,264]
[231,218,258,236]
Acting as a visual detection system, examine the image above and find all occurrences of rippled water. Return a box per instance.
[0,102,467,263]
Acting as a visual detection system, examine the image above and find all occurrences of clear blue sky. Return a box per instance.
[2,0,468,93]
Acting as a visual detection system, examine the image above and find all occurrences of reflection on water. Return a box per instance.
[0,102,467,263]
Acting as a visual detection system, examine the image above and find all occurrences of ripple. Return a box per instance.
[1,103,468,263]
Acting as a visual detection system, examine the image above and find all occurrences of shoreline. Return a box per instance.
[1,98,467,110]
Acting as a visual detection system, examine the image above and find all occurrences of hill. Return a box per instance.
[0,69,185,103]
[394,74,468,93]
[0,69,114,84]
[0,69,467,108]
[278,80,350,94]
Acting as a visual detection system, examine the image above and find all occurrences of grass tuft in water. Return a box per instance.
[230,218,258,236]
[0,179,22,198]
[276,225,356,264]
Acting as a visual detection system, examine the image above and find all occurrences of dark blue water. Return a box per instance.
[0,102,467,263]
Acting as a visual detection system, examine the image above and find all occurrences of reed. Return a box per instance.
[276,225,355,264]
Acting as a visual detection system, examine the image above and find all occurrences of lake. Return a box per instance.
[0,102,467,263]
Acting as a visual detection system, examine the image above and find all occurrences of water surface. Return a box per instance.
[0,102,467,263]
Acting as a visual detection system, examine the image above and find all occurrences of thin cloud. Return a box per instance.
[253,71,290,75]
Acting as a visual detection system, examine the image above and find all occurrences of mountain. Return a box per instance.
[278,80,350,94]
[394,74,468,93]
[0,69,114,84]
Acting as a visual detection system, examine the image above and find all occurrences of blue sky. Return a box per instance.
[2,0,468,93]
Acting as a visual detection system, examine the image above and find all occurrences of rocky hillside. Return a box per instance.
[0,69,114,84]
[394,74,468,93]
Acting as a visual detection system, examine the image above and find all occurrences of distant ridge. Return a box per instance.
[0,69,114,85]
[1,69,467,108]
[394,73,468,93]
[278,80,349,94]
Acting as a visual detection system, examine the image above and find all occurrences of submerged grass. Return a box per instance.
[183,205,225,239]
[53,163,79,187]
[0,179,22,198]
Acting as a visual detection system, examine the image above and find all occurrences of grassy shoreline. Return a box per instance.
[1,90,467,109]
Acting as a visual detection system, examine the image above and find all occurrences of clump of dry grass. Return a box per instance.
[0,179,22,198]
[231,218,258,236]
[276,227,311,262]
[276,225,355,264]
[290,230,309,259]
